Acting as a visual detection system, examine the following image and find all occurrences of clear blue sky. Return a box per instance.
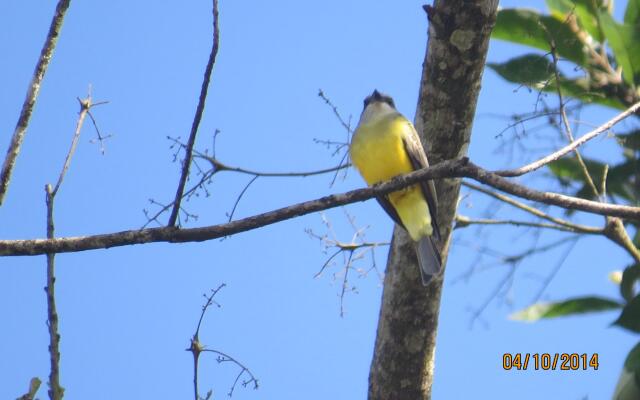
[1,1,637,399]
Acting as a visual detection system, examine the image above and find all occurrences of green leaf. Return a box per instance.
[625,0,640,25]
[622,264,640,302]
[624,342,640,372]
[493,9,587,66]
[487,54,555,86]
[614,294,640,333]
[546,0,574,16]
[547,0,605,42]
[487,58,627,109]
[548,157,637,202]
[598,11,640,86]
[548,156,606,187]
[608,160,640,202]
[511,296,622,321]
[617,130,640,151]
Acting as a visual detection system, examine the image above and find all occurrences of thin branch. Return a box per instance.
[496,100,640,177]
[43,92,95,400]
[147,136,346,227]
[531,237,579,302]
[2,158,640,257]
[317,89,352,134]
[226,176,259,222]
[461,181,602,234]
[547,35,599,198]
[339,251,355,318]
[204,349,259,396]
[17,378,42,400]
[188,284,225,400]
[454,214,596,234]
[86,104,112,155]
[168,0,220,227]
[197,153,347,178]
[194,284,226,339]
[52,96,91,196]
[45,185,63,400]
[0,0,72,205]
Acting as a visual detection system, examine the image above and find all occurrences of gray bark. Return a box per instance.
[368,1,499,398]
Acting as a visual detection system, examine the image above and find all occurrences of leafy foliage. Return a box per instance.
[491,0,640,383]
[510,296,622,321]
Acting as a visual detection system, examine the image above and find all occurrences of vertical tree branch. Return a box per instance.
[43,93,93,400]
[0,0,71,206]
[168,0,220,227]
[547,37,599,198]
[45,185,63,400]
[368,1,499,399]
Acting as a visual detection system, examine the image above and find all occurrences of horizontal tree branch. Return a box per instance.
[1,158,638,257]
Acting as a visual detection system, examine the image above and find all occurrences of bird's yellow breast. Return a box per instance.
[350,112,432,241]
[349,114,414,185]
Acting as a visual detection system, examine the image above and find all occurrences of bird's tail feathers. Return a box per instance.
[416,236,442,286]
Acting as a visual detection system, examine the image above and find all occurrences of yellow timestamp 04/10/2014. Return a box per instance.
[502,353,599,371]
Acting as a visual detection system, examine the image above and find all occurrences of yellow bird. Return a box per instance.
[349,90,441,285]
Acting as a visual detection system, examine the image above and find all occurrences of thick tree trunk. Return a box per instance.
[368,1,499,399]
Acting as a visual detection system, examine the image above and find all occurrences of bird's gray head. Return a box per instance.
[358,90,397,125]
[363,89,396,109]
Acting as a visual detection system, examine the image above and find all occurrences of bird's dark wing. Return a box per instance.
[375,195,405,230]
[401,120,441,241]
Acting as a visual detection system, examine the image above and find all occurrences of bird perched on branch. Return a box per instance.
[349,90,441,285]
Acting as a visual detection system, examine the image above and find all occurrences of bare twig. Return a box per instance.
[197,152,347,178]
[146,136,346,227]
[531,237,579,302]
[3,158,640,257]
[547,36,600,197]
[187,284,258,399]
[17,378,42,400]
[0,0,72,205]
[189,284,225,400]
[317,89,352,134]
[204,349,259,396]
[168,0,220,227]
[496,100,640,177]
[86,103,112,155]
[467,236,580,326]
[226,175,259,222]
[454,214,596,234]
[43,92,96,400]
[52,96,91,196]
[339,251,355,317]
[308,212,387,314]
[461,181,602,234]
[316,89,353,185]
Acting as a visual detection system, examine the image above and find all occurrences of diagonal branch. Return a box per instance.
[2,158,639,257]
[167,0,220,227]
[461,181,602,234]
[547,34,599,198]
[496,100,640,177]
[454,215,599,234]
[0,0,72,206]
